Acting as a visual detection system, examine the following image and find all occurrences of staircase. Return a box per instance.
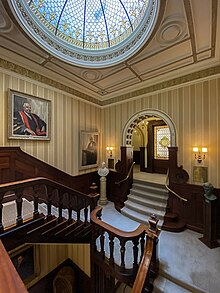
[121,179,168,228]
[0,177,99,251]
[1,200,93,251]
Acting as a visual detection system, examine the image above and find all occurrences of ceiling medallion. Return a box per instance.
[0,6,13,33]
[82,70,102,81]
[156,16,187,46]
[9,0,160,68]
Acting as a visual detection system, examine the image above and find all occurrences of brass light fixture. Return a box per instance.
[193,147,207,163]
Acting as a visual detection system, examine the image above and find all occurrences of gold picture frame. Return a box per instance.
[9,244,40,285]
[8,89,51,140]
[80,131,99,170]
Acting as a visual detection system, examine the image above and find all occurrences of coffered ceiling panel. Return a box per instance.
[0,0,219,105]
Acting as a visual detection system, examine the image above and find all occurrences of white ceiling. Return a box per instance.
[0,0,219,105]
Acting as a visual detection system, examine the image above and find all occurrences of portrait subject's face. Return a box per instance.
[23,103,32,113]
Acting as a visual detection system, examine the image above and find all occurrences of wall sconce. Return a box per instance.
[193,147,207,163]
[106,146,113,157]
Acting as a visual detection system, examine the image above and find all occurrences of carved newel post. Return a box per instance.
[98,162,109,205]
[199,182,219,248]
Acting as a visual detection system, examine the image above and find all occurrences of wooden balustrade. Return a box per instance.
[90,206,160,293]
[0,177,99,250]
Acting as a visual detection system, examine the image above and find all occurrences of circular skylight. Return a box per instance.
[9,0,160,68]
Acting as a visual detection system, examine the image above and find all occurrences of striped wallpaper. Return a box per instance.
[102,77,220,187]
[0,68,220,187]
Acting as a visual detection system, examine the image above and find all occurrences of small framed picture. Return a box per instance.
[80,131,99,170]
[193,166,208,183]
[9,244,40,285]
[8,89,51,140]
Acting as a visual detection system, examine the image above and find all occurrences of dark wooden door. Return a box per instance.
[142,120,169,174]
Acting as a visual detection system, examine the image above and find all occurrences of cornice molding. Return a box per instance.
[0,58,101,105]
[0,57,220,107]
[102,65,220,105]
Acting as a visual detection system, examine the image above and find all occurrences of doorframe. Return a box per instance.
[122,109,177,147]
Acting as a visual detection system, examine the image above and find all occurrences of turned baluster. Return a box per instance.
[109,234,115,266]
[16,189,23,225]
[58,193,63,223]
[33,185,40,219]
[148,214,160,278]
[140,232,145,260]
[84,200,88,226]
[68,208,73,223]
[132,238,139,270]
[100,231,105,259]
[46,188,52,220]
[120,239,126,272]
[77,209,81,224]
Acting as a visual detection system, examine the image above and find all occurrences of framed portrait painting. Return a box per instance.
[9,244,40,285]
[8,89,51,140]
[80,131,99,170]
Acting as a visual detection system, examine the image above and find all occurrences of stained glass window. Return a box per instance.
[28,0,149,50]
[10,0,159,67]
[154,126,170,160]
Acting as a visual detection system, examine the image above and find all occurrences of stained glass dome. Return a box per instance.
[9,0,160,67]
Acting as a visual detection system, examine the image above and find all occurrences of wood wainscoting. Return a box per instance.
[0,147,99,194]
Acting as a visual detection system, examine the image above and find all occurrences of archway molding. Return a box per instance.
[122,109,177,146]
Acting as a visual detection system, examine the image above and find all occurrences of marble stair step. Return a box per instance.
[154,271,207,293]
[121,206,164,227]
[127,194,167,211]
[124,201,166,220]
[133,179,167,190]
[132,180,167,190]
[130,188,168,203]
[153,275,194,293]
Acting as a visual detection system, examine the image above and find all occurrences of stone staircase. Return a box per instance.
[121,179,169,228]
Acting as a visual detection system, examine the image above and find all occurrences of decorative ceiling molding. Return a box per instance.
[102,65,220,106]
[0,58,102,105]
[156,16,187,47]
[0,2,13,33]
[1,57,220,107]
[0,0,217,98]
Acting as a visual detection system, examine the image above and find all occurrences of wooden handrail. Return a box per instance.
[91,206,147,238]
[115,162,135,185]
[0,177,95,199]
[0,177,99,238]
[131,236,154,293]
[91,206,160,292]
[0,240,28,293]
[165,169,188,202]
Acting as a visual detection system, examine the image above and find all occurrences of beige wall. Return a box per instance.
[102,76,220,187]
[26,244,90,289]
[0,69,101,176]
[1,68,220,187]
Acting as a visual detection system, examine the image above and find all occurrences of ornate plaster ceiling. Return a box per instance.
[0,0,219,106]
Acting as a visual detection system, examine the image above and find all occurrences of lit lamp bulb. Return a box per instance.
[106,146,113,157]
[193,147,207,163]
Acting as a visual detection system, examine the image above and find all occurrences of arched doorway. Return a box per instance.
[122,109,177,174]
